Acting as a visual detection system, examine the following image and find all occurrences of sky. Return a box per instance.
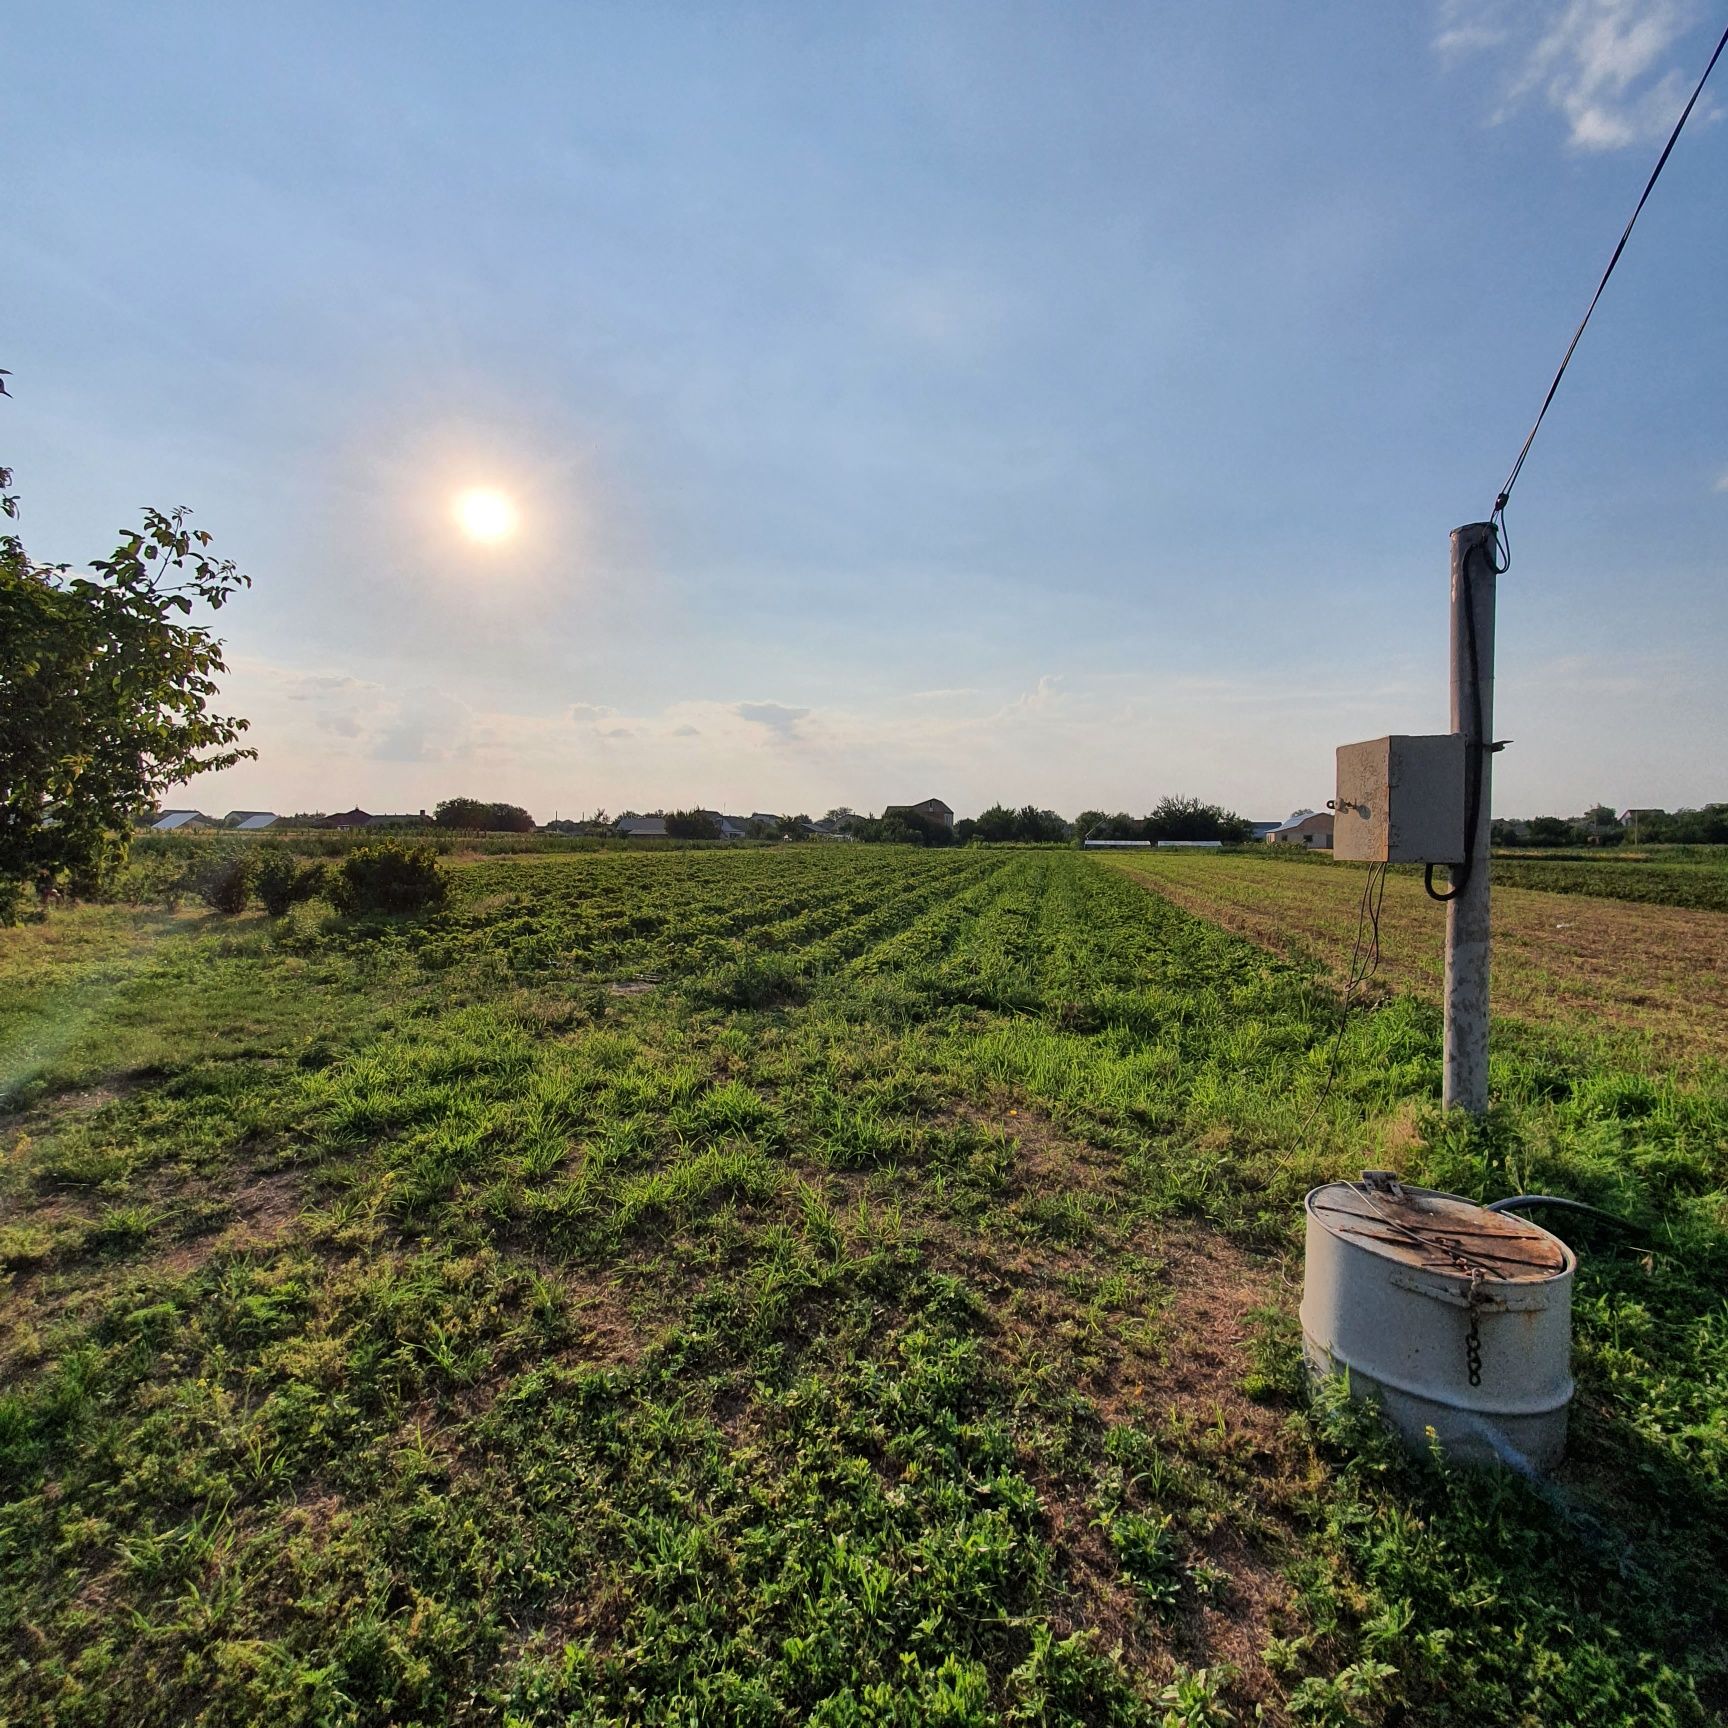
[6,0,1725,823]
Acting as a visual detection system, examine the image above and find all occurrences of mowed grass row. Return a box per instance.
[0,846,1724,1726]
[1104,848,1728,1067]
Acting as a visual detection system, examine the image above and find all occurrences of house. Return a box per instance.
[151,809,218,833]
[224,811,279,832]
[682,810,751,840]
[325,808,373,829]
[1618,808,1665,841]
[1267,810,1333,849]
[365,811,430,829]
[616,815,668,839]
[884,798,955,831]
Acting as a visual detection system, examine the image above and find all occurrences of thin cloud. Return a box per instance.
[734,701,811,741]
[1437,0,1716,150]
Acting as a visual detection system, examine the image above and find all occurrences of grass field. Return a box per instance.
[1491,856,1728,914]
[1107,850,1728,1068]
[2,847,1725,1725]
[1251,845,1728,916]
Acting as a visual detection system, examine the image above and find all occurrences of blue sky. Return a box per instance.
[7,1,1725,821]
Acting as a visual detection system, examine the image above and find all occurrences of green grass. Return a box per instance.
[1250,840,1728,912]
[1489,856,1728,912]
[1,847,1723,1725]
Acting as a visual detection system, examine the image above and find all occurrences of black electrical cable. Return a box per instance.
[1493,18,1728,526]
[1285,859,1388,1157]
[1424,529,1493,903]
[1486,1194,1642,1235]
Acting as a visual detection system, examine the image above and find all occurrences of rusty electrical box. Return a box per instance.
[1333,734,1466,864]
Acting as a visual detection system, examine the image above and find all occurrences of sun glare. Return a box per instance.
[453,487,518,543]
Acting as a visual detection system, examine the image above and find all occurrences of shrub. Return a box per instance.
[329,842,449,917]
[254,848,330,917]
[191,853,254,914]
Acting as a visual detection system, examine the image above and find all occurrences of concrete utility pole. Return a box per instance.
[1443,522,1499,1114]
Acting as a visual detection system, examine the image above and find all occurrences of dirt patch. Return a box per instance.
[556,1266,657,1371]
[946,1097,1122,1197]
[52,1078,148,1114]
[0,1072,153,1154]
[998,1220,1294,1717]
[917,1212,1293,1713]
[154,1165,309,1277]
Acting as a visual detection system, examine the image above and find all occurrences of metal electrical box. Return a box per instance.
[1334,734,1466,864]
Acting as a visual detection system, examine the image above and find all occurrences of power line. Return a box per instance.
[1493,19,1728,527]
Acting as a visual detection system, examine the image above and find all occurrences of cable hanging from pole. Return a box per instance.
[1492,19,1728,538]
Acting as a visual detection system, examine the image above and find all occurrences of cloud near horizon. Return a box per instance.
[196,657,1440,823]
[189,641,1724,827]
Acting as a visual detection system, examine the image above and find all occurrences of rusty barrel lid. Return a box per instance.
[1307,1181,1573,1285]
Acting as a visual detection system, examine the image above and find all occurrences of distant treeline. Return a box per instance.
[1495,804,1728,847]
[261,793,1259,846]
[1071,797,1251,845]
[843,796,1250,847]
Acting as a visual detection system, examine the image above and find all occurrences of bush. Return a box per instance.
[191,853,254,914]
[329,842,449,917]
[254,848,329,917]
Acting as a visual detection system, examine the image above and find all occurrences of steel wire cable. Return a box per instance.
[1492,19,1728,526]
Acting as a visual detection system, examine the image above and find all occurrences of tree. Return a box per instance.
[1013,805,1069,843]
[1666,804,1728,844]
[1526,816,1575,847]
[1,442,254,917]
[1141,795,1248,844]
[848,809,952,846]
[434,798,535,833]
[1075,810,1141,842]
[665,808,721,840]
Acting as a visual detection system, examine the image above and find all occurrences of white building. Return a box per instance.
[1267,810,1333,849]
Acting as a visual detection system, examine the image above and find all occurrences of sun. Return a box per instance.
[453,487,518,543]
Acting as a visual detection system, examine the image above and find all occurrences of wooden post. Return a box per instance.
[1443,523,1498,1114]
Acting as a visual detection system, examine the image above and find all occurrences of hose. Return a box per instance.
[1486,1194,1640,1233]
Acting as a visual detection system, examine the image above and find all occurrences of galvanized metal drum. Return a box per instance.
[1301,1179,1576,1473]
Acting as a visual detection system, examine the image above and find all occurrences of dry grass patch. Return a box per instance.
[1109,852,1728,1064]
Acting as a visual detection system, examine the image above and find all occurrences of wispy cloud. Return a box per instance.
[1714,469,1728,493]
[1436,1,1716,150]
[196,648,1722,830]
